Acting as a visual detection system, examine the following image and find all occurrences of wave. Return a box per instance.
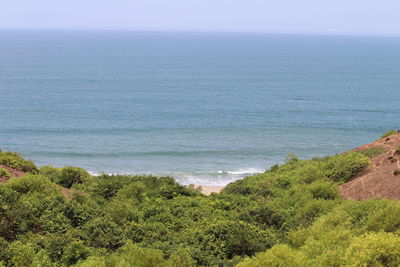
[225,168,264,175]
[86,168,264,186]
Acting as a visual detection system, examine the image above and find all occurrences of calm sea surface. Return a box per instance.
[1,31,399,185]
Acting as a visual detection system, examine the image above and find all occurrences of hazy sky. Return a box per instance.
[1,0,400,35]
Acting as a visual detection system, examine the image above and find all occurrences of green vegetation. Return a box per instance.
[358,146,386,158]
[239,200,400,266]
[40,166,92,188]
[380,129,397,139]
[0,168,11,178]
[0,150,37,173]
[1,143,400,266]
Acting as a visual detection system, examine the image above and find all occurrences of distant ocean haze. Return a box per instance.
[1,31,399,185]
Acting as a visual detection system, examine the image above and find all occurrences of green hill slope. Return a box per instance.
[1,137,400,266]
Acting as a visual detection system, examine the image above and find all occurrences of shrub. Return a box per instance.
[0,168,11,178]
[238,204,284,229]
[77,241,168,267]
[58,167,91,188]
[86,174,129,200]
[61,241,92,266]
[82,217,125,249]
[110,241,165,266]
[237,244,307,267]
[365,201,400,232]
[380,129,397,139]
[0,151,37,172]
[305,181,339,200]
[358,147,386,158]
[165,249,196,267]
[192,221,277,260]
[3,144,400,266]
[64,194,100,227]
[285,153,299,165]
[322,153,370,183]
[269,164,280,173]
[0,237,10,263]
[343,232,400,266]
[222,180,260,196]
[7,174,57,194]
[394,169,400,176]
[39,165,61,183]
[40,165,91,188]
[7,241,53,267]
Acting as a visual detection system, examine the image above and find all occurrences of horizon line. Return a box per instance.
[1,28,400,38]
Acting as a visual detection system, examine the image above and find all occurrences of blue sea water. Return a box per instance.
[1,31,399,185]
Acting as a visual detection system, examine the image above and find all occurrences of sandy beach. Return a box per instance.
[197,185,224,195]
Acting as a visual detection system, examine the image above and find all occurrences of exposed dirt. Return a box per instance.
[196,185,224,195]
[0,165,27,182]
[58,185,77,200]
[340,133,400,200]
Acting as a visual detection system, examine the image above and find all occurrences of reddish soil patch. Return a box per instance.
[0,165,27,182]
[340,133,400,200]
[58,185,75,200]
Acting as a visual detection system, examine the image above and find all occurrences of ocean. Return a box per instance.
[1,30,399,185]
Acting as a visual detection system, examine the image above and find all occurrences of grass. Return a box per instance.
[380,130,397,139]
[358,147,387,159]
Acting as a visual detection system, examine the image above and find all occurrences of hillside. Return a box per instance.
[2,133,400,266]
[340,131,400,200]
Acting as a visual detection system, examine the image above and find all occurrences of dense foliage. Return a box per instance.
[0,148,399,266]
[0,168,11,178]
[0,150,37,173]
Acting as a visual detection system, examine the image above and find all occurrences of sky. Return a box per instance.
[1,0,400,35]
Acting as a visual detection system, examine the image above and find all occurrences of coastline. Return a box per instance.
[197,185,224,195]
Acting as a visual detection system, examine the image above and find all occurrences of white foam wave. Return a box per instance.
[226,168,264,175]
[86,167,264,186]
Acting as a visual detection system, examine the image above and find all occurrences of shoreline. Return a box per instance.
[195,185,224,195]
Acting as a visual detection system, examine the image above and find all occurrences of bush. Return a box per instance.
[0,237,10,263]
[58,167,91,188]
[7,174,57,194]
[285,154,299,165]
[192,221,277,260]
[238,204,284,229]
[322,153,370,183]
[343,232,400,266]
[0,168,11,178]
[237,244,307,267]
[40,166,91,188]
[0,151,37,172]
[2,144,400,266]
[365,201,400,232]
[77,242,167,267]
[358,147,386,158]
[82,218,125,249]
[380,129,397,139]
[61,241,92,266]
[85,174,129,200]
[305,181,339,200]
[39,165,61,183]
[165,249,196,267]
[7,241,54,267]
